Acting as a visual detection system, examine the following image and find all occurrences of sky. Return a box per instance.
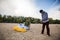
[0,0,60,19]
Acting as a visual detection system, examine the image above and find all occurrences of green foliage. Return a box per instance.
[0,14,41,23]
[0,14,2,22]
[49,18,60,24]
[0,14,60,24]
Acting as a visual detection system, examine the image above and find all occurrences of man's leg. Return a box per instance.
[41,23,45,34]
[46,22,50,36]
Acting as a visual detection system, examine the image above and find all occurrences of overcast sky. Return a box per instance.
[0,0,60,19]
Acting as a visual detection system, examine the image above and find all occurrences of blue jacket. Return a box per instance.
[41,12,49,23]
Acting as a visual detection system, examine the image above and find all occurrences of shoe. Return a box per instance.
[47,34,50,36]
[41,32,44,34]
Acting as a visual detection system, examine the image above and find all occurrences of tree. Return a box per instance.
[2,15,6,22]
[0,14,60,24]
[54,19,60,24]
[49,18,54,24]
[0,14,2,22]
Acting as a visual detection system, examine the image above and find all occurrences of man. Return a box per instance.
[39,10,50,36]
[24,18,30,30]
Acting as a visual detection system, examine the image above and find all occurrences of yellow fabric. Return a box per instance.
[13,26,27,32]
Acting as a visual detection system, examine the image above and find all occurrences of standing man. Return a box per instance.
[39,10,50,36]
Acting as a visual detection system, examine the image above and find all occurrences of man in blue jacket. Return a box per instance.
[39,10,50,36]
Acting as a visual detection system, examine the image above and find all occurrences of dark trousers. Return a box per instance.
[41,22,50,35]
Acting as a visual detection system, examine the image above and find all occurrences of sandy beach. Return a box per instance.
[0,23,60,40]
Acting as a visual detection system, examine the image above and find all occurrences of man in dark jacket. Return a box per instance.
[39,10,50,36]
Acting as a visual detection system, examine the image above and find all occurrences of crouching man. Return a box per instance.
[24,18,30,30]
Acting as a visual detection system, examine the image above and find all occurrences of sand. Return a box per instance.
[0,23,60,40]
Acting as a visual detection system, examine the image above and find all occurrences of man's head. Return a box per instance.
[39,10,45,14]
[39,10,44,14]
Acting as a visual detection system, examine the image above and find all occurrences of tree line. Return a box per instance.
[0,14,60,24]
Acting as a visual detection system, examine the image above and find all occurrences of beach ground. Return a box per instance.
[0,23,60,40]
